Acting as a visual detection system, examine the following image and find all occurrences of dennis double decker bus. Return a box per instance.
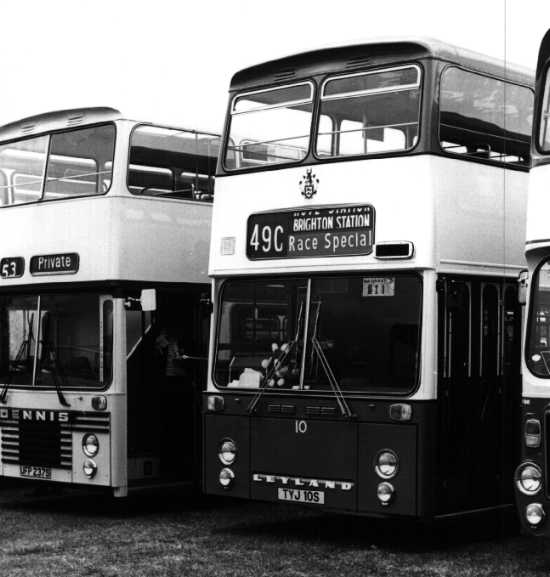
[203,39,533,520]
[0,108,218,496]
[515,29,550,534]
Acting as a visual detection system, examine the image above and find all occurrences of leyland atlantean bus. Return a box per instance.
[203,39,534,520]
[514,29,550,534]
[0,108,219,496]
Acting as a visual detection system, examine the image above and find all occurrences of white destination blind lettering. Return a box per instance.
[30,252,79,276]
[362,277,395,297]
[247,205,375,260]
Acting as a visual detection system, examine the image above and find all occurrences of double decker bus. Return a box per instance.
[0,107,219,496]
[203,39,533,520]
[515,29,550,534]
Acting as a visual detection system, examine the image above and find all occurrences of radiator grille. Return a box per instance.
[0,410,110,470]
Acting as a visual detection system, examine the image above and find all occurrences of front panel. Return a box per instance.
[203,394,435,517]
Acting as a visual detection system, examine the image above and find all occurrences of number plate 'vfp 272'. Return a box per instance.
[247,204,375,260]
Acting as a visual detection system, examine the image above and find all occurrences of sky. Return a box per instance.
[1,0,549,134]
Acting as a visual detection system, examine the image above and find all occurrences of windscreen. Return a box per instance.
[316,66,421,157]
[214,273,422,394]
[527,260,550,377]
[0,293,112,389]
[224,83,314,169]
[0,124,115,206]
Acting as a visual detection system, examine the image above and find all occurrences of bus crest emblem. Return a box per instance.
[299,169,318,199]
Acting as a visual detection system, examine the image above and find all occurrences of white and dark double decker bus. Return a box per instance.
[203,39,533,520]
[0,108,219,496]
[515,29,550,534]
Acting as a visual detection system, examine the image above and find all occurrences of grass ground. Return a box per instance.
[0,489,548,577]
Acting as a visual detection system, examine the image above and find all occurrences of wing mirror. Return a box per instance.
[518,269,529,306]
[140,289,157,311]
[124,289,157,311]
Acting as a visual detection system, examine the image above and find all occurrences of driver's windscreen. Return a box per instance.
[214,274,422,393]
[36,294,104,388]
[527,260,550,376]
[303,275,421,392]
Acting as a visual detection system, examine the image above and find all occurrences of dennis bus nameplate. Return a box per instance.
[30,253,79,276]
[246,205,374,260]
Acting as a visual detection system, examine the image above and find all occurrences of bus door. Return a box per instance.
[499,283,521,504]
[475,281,501,508]
[438,278,473,513]
[126,287,208,487]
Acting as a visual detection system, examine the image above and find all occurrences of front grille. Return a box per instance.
[19,420,71,468]
[0,410,110,470]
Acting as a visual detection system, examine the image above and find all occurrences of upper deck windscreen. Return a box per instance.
[225,83,314,169]
[0,124,115,206]
[223,66,421,171]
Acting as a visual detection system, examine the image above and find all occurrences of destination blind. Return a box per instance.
[246,205,374,260]
[30,252,79,275]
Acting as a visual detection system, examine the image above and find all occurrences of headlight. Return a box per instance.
[82,433,99,457]
[218,439,237,465]
[375,450,398,479]
[377,481,395,506]
[517,463,542,495]
[83,459,97,478]
[219,467,235,489]
[526,503,545,527]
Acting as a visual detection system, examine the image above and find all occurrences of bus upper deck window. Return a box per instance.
[440,67,533,165]
[225,83,314,170]
[539,69,550,152]
[128,126,219,201]
[0,136,48,206]
[316,65,421,159]
[43,125,116,200]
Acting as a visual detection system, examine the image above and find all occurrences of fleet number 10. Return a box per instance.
[249,224,284,253]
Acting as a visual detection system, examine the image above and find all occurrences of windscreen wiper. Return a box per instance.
[248,302,304,414]
[49,369,71,408]
[311,336,353,419]
[0,371,13,404]
[39,349,70,408]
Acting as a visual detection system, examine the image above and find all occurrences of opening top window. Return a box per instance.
[224,83,314,170]
[0,124,115,206]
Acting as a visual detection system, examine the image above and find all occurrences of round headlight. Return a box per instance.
[218,439,237,465]
[377,481,395,506]
[526,503,545,527]
[82,433,99,458]
[219,467,235,489]
[517,463,542,495]
[375,450,399,479]
[83,458,97,478]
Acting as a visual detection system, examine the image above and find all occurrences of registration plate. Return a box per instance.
[277,487,325,504]
[20,465,52,479]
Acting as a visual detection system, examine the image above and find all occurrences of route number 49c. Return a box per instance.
[249,224,284,254]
